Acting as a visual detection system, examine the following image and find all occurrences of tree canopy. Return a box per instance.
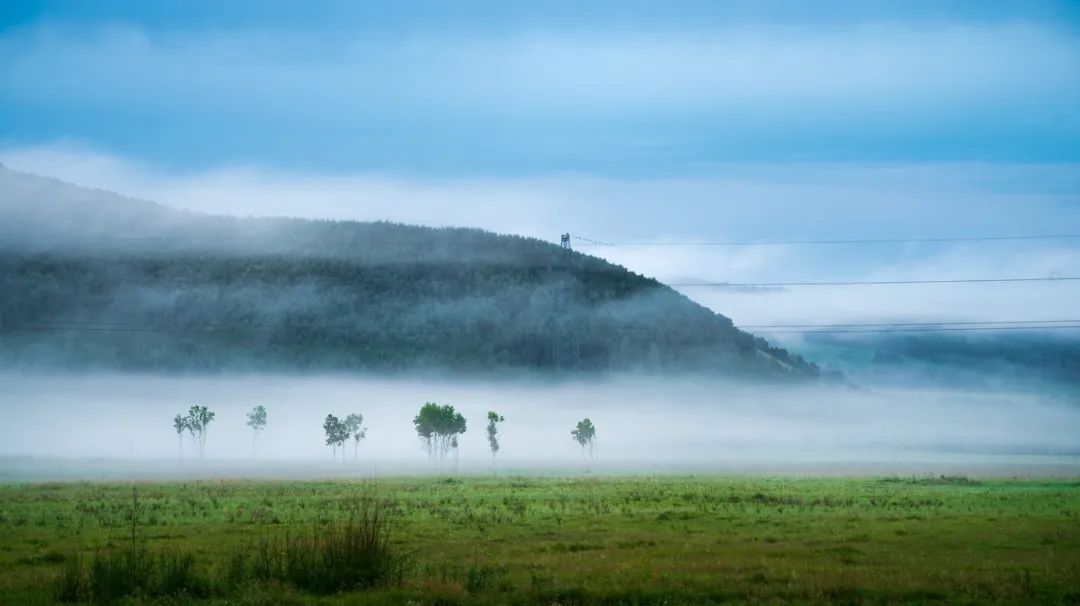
[571,418,597,459]
[486,411,504,458]
[323,414,349,461]
[413,403,467,464]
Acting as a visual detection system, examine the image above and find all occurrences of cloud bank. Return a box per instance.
[2,20,1079,172]
[3,144,1078,330]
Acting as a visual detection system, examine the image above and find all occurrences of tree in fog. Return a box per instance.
[246,405,267,457]
[344,413,367,461]
[571,418,596,460]
[186,405,215,459]
[451,436,460,472]
[172,414,188,460]
[485,411,505,460]
[185,413,199,454]
[413,402,466,466]
[414,407,434,460]
[323,414,349,462]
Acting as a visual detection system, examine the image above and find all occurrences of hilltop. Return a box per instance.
[0,165,818,378]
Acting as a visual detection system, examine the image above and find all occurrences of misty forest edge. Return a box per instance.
[0,165,818,378]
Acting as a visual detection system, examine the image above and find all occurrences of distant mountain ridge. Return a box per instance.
[800,332,1080,392]
[0,165,819,378]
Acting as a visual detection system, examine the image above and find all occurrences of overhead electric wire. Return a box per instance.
[5,319,1080,336]
[26,318,1080,330]
[571,233,1080,247]
[668,276,1080,287]
[740,319,1080,329]
[752,325,1080,335]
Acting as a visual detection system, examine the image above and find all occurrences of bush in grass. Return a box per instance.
[88,548,154,602]
[56,487,399,601]
[220,497,404,595]
[53,556,84,603]
[158,552,208,598]
[55,548,210,602]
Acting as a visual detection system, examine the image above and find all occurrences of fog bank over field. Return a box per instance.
[1,374,1077,480]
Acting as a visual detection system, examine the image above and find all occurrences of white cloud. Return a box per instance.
[3,142,1079,328]
[4,22,1078,118]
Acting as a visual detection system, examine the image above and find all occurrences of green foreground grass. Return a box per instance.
[1,475,1078,604]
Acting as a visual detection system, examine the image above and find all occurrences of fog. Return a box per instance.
[2,373,1077,481]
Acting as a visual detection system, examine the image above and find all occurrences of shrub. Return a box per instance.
[53,556,84,603]
[55,548,209,602]
[158,552,208,598]
[221,497,405,595]
[55,493,401,601]
[282,499,403,593]
[88,548,153,602]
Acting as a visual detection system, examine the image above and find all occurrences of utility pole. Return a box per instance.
[554,233,579,369]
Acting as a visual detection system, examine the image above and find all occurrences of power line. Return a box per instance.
[5,325,248,335]
[669,276,1080,287]
[6,319,1080,337]
[27,313,1080,328]
[755,325,1080,335]
[571,234,1080,248]
[741,319,1080,329]
[16,319,276,329]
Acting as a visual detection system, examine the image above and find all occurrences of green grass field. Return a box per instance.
[1,476,1078,604]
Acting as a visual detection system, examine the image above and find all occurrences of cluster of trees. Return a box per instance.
[172,404,265,460]
[571,418,597,460]
[322,413,367,462]
[166,403,598,465]
[171,405,216,460]
[413,403,467,468]
[407,404,597,468]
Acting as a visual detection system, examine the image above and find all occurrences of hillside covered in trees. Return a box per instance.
[801,332,1080,392]
[0,165,818,378]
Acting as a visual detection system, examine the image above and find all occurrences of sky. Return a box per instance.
[1,0,1078,330]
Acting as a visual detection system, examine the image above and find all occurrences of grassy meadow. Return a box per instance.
[0,475,1078,604]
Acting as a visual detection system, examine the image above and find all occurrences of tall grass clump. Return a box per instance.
[53,484,209,603]
[87,547,154,602]
[54,548,209,603]
[55,493,399,601]
[53,556,85,603]
[225,497,405,595]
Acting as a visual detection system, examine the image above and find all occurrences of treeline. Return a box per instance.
[803,332,1080,389]
[168,402,590,467]
[0,165,818,378]
[0,249,817,377]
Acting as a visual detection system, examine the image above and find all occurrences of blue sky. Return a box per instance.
[2,0,1079,174]
[1,1,1078,329]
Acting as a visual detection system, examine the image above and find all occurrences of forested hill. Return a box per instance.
[0,165,818,378]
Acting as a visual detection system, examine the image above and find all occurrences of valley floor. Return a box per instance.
[1,476,1078,604]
